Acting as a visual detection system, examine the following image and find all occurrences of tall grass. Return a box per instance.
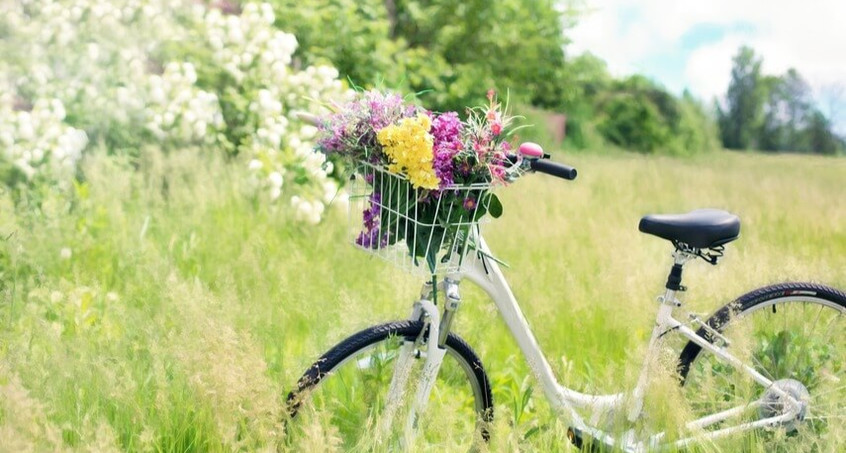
[0,148,843,451]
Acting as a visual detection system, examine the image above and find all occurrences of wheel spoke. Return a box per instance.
[679,286,846,451]
[287,321,491,449]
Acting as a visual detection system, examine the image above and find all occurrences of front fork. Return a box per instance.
[378,277,463,441]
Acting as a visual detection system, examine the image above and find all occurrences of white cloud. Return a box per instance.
[683,37,740,103]
[569,0,846,107]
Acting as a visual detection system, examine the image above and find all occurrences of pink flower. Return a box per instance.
[489,163,506,183]
[491,121,502,136]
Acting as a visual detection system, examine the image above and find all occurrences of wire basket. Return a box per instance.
[349,162,493,275]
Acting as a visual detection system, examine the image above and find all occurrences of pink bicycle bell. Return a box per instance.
[518,142,544,158]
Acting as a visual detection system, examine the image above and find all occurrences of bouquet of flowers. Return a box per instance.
[315,89,521,273]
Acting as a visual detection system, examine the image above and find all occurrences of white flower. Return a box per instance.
[183,62,197,84]
[248,159,263,171]
[0,131,13,146]
[268,171,283,188]
[50,99,66,120]
[292,198,324,225]
[60,247,72,260]
[15,159,35,179]
[269,186,281,201]
[193,120,207,138]
[322,180,341,204]
[162,112,175,127]
[260,3,275,24]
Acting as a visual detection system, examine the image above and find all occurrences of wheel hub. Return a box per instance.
[758,379,810,431]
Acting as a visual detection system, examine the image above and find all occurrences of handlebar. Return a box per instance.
[516,142,577,181]
[528,158,577,180]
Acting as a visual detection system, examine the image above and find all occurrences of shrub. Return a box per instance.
[1,1,347,222]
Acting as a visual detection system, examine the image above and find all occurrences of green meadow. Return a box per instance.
[1,148,844,452]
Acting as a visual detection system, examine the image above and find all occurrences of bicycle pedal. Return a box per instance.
[566,427,583,448]
[566,427,602,452]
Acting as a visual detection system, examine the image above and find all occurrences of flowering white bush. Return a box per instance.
[195,3,348,218]
[144,62,225,145]
[1,0,347,222]
[2,1,170,134]
[0,91,87,184]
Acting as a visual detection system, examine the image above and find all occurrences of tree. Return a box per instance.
[718,46,766,150]
[270,0,569,112]
[719,47,843,154]
[596,76,716,155]
[802,110,845,155]
[758,74,790,151]
[758,70,814,152]
[555,52,613,148]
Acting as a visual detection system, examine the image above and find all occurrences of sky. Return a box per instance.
[567,0,846,134]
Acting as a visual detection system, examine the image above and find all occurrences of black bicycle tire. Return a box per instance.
[677,281,846,382]
[286,320,494,439]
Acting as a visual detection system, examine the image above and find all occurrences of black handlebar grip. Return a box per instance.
[529,159,578,180]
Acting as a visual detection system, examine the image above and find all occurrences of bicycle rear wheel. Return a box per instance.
[678,282,846,451]
[286,320,493,450]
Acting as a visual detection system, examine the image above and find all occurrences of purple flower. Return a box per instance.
[356,230,389,249]
[362,192,381,230]
[463,196,477,211]
[430,112,463,190]
[315,90,421,159]
[356,191,388,249]
[458,160,472,176]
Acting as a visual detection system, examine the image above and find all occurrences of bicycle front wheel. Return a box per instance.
[678,282,846,451]
[286,320,493,450]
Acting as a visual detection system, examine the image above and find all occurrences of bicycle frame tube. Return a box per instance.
[457,237,625,429]
[454,235,805,450]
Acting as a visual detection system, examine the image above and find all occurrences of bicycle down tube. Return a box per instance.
[457,235,626,441]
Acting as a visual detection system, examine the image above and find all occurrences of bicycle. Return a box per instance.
[285,143,845,452]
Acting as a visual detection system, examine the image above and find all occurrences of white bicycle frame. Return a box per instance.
[381,232,806,452]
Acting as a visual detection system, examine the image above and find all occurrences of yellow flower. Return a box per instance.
[376,114,440,190]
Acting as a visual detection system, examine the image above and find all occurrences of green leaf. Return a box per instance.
[487,193,503,218]
[426,249,437,274]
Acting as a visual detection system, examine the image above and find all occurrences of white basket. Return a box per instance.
[349,162,493,275]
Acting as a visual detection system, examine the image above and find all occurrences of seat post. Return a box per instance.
[665,263,685,291]
[664,244,698,291]
[665,247,697,292]
[630,247,699,422]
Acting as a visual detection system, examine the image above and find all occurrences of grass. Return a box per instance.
[0,148,843,452]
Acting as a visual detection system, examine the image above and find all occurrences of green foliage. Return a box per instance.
[677,90,722,153]
[270,0,405,89]
[555,52,614,149]
[718,46,766,150]
[596,76,717,155]
[270,0,567,112]
[598,89,671,153]
[803,110,844,155]
[719,46,845,154]
[266,1,725,156]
